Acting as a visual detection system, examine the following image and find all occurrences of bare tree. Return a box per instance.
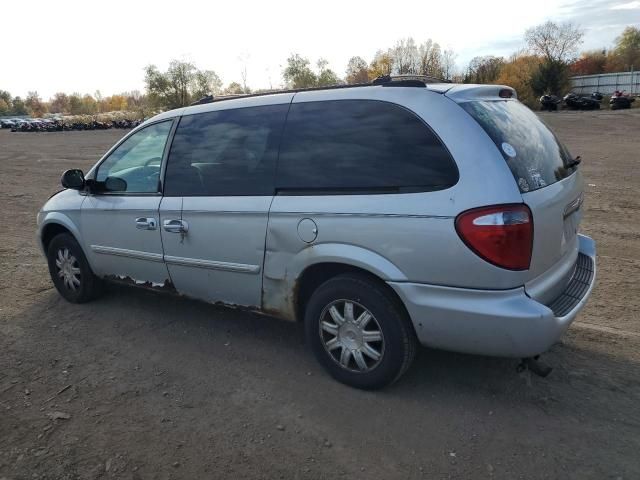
[418,40,442,77]
[238,52,250,93]
[525,21,584,63]
[465,56,505,84]
[441,49,457,80]
[392,38,419,74]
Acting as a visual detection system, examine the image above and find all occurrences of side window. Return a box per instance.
[164,104,288,196]
[96,120,173,193]
[277,100,458,192]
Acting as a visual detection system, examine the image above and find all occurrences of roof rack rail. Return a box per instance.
[372,74,448,86]
[187,75,448,106]
[190,94,214,106]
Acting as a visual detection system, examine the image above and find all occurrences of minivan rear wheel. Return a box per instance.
[304,273,417,389]
[47,233,103,303]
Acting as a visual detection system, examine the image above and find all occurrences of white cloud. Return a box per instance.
[610,1,640,9]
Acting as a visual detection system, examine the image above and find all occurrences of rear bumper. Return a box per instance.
[389,234,596,358]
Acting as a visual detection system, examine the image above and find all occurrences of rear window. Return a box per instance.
[460,100,576,193]
[164,105,288,196]
[277,100,458,193]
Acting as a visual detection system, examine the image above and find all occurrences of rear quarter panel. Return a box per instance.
[263,87,531,319]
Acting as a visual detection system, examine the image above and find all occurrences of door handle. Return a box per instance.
[135,217,157,230]
[163,219,189,234]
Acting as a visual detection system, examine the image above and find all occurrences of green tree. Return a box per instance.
[283,54,317,88]
[145,60,223,109]
[11,96,28,115]
[0,98,9,115]
[316,59,340,86]
[223,82,245,95]
[613,26,640,71]
[192,69,223,100]
[0,90,11,112]
[530,59,570,95]
[345,56,369,84]
[69,93,83,115]
[49,92,71,114]
[81,94,97,114]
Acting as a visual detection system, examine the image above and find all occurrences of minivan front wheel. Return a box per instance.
[47,233,102,303]
[305,274,417,389]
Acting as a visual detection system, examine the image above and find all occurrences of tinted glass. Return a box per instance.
[460,100,576,193]
[277,100,458,193]
[164,104,288,196]
[96,120,172,193]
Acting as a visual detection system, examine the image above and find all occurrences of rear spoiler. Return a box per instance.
[444,84,517,102]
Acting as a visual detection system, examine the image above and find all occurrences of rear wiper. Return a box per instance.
[566,155,581,169]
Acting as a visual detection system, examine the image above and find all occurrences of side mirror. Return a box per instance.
[61,169,85,190]
[104,176,127,192]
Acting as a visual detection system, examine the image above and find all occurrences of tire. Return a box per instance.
[47,233,103,303]
[304,273,417,389]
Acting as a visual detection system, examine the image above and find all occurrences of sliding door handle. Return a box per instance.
[163,219,189,234]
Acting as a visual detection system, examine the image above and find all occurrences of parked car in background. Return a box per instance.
[37,77,597,389]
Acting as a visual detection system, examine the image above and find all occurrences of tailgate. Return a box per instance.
[522,171,584,301]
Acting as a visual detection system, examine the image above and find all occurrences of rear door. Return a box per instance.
[159,102,290,307]
[459,98,583,280]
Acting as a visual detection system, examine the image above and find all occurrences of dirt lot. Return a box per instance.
[1,110,639,480]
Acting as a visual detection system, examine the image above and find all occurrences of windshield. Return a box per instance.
[460,100,576,193]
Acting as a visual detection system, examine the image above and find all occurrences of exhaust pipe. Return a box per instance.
[518,356,553,378]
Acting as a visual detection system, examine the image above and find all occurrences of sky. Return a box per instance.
[2,0,639,99]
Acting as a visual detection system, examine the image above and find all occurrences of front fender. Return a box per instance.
[37,211,85,255]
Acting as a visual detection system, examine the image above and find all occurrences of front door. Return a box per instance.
[81,120,174,285]
[159,102,290,307]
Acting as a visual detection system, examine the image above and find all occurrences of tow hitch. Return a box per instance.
[518,356,553,378]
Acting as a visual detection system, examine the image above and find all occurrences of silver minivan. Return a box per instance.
[37,77,596,389]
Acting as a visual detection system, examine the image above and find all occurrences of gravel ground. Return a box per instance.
[0,110,639,480]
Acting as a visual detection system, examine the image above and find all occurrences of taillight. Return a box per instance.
[455,204,533,270]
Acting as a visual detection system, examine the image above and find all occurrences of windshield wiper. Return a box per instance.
[566,156,581,169]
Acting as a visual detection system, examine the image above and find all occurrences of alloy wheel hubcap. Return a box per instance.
[55,248,81,291]
[319,300,384,372]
